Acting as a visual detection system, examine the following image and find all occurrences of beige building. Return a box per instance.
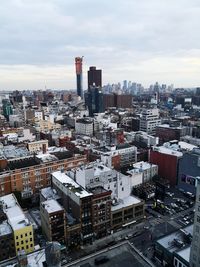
[27,140,48,153]
[35,119,61,132]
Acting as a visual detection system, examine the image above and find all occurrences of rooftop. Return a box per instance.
[52,171,92,199]
[42,199,63,214]
[111,195,141,212]
[0,194,31,230]
[175,246,190,264]
[89,186,109,196]
[156,224,193,254]
[40,187,60,201]
[152,146,183,157]
[36,153,58,163]
[0,145,30,160]
[132,161,157,171]
[0,221,12,236]
[66,242,154,267]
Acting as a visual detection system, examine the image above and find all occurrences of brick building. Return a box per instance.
[150,146,182,186]
[0,154,87,199]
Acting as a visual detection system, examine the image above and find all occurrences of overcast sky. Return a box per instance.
[1,0,200,90]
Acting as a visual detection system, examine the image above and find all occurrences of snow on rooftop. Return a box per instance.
[132,161,157,171]
[0,194,31,230]
[42,199,63,213]
[111,195,141,212]
[157,224,193,253]
[0,221,12,236]
[36,153,58,162]
[153,146,183,157]
[178,141,197,151]
[175,246,190,263]
[52,171,92,198]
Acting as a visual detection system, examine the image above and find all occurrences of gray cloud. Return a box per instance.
[0,0,200,89]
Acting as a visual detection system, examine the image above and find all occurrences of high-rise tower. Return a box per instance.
[75,57,83,98]
[87,66,102,89]
[190,176,200,267]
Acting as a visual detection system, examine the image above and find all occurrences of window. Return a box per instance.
[21,234,23,238]
[26,245,29,249]
[16,236,19,240]
[122,187,124,191]
[30,238,32,242]
[21,241,24,244]
[197,216,200,223]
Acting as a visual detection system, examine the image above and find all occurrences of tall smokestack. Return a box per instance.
[75,57,83,98]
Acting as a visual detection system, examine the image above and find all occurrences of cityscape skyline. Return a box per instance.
[1,0,200,90]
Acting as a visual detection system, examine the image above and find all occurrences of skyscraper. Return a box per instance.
[85,86,104,116]
[75,57,83,98]
[87,66,102,89]
[190,176,200,267]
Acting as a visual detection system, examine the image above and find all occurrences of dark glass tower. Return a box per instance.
[87,66,102,89]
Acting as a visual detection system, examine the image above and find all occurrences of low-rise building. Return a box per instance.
[75,118,94,136]
[131,161,158,183]
[0,221,15,261]
[155,225,193,267]
[27,140,48,153]
[52,171,93,244]
[40,199,66,244]
[150,146,183,186]
[93,143,137,169]
[0,194,34,255]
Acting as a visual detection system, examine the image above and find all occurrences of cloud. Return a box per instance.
[0,0,200,89]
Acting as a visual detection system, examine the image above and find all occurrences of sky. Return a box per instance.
[1,0,200,90]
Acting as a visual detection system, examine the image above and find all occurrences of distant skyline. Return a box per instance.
[1,0,200,90]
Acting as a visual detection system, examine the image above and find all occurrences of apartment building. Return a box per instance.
[0,221,15,261]
[132,161,158,183]
[52,171,94,244]
[27,140,48,153]
[75,118,94,136]
[0,194,34,254]
[74,162,144,230]
[0,153,87,199]
[139,108,161,135]
[40,199,66,244]
[93,143,137,169]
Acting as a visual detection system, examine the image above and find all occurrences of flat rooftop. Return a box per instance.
[52,171,92,198]
[156,224,193,254]
[0,221,12,236]
[152,146,183,157]
[40,187,60,201]
[132,161,157,171]
[89,186,109,195]
[0,194,31,230]
[175,246,190,264]
[65,242,154,267]
[111,195,141,212]
[42,199,63,214]
[0,145,31,160]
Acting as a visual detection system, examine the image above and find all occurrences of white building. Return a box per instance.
[139,108,161,135]
[74,162,132,200]
[131,161,158,183]
[93,144,137,168]
[75,118,94,136]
